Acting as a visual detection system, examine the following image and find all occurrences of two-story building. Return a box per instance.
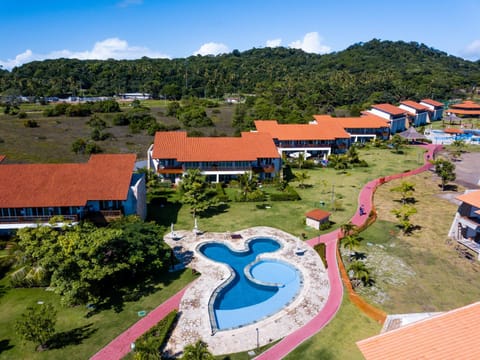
[313,114,391,143]
[399,100,430,127]
[420,99,444,121]
[367,103,408,134]
[253,120,351,159]
[148,131,281,183]
[448,190,480,258]
[0,154,146,232]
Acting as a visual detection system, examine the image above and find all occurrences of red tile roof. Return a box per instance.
[456,190,480,208]
[305,209,331,221]
[421,98,444,107]
[254,120,350,140]
[444,127,463,134]
[0,154,136,208]
[450,100,480,110]
[151,131,280,161]
[371,103,407,116]
[357,302,480,360]
[400,100,429,112]
[0,155,5,163]
[313,114,389,129]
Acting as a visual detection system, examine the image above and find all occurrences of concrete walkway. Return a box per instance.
[254,144,440,360]
[92,144,440,360]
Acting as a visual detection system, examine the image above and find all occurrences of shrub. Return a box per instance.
[18,111,27,119]
[270,185,301,201]
[133,310,178,359]
[23,119,38,128]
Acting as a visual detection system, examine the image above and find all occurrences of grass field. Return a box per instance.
[0,101,237,164]
[354,170,480,314]
[0,270,196,360]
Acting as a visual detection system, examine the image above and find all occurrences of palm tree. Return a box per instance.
[295,170,310,188]
[342,234,362,253]
[348,261,373,288]
[340,222,358,237]
[182,340,214,360]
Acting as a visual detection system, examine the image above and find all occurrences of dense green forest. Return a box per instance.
[1,39,480,120]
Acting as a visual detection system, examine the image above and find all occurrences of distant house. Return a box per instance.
[357,302,480,360]
[313,114,390,143]
[305,209,331,229]
[448,189,480,259]
[447,100,480,117]
[0,154,146,232]
[148,131,281,183]
[254,120,350,159]
[420,98,444,121]
[398,100,430,127]
[367,104,408,133]
[118,93,152,100]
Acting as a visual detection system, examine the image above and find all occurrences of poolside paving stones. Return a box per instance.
[163,226,329,356]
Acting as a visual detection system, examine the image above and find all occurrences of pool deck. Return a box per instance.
[163,226,329,357]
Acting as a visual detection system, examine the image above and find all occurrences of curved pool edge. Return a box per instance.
[163,226,330,356]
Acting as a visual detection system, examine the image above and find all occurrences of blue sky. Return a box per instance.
[1,0,480,70]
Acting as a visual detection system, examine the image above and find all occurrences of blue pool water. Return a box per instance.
[199,237,302,330]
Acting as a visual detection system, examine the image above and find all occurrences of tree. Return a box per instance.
[348,261,373,288]
[433,158,456,190]
[295,170,310,188]
[390,134,405,154]
[181,340,214,360]
[179,169,218,218]
[15,303,57,350]
[15,217,169,306]
[390,181,415,204]
[340,222,358,237]
[342,233,363,254]
[391,204,418,234]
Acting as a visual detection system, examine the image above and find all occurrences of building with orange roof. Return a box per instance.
[357,301,480,360]
[254,119,351,159]
[399,100,430,127]
[148,131,281,183]
[449,189,480,257]
[367,103,408,133]
[313,114,390,143]
[447,100,480,117]
[0,154,146,231]
[305,209,331,230]
[420,98,444,121]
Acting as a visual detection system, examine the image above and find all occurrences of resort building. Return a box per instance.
[398,100,430,127]
[148,131,281,183]
[0,154,145,232]
[357,301,480,359]
[253,120,350,159]
[447,100,480,117]
[420,98,444,121]
[448,189,480,258]
[312,114,390,143]
[367,103,408,133]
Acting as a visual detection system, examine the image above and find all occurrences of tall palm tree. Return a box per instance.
[182,340,214,360]
[342,234,362,253]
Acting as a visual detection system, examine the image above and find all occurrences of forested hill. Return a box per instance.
[1,39,480,108]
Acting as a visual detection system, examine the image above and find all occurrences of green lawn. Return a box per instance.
[0,270,196,360]
[284,296,381,360]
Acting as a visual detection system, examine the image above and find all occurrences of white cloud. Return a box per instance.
[117,0,143,8]
[0,38,169,70]
[289,32,331,54]
[463,39,480,59]
[266,38,282,48]
[193,42,229,56]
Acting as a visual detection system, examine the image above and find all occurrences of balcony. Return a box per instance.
[0,215,78,224]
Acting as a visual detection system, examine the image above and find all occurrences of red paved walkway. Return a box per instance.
[92,144,440,360]
[90,287,188,360]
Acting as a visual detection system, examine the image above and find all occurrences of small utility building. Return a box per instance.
[305,209,331,230]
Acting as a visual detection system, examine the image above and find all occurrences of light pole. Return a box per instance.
[256,327,259,349]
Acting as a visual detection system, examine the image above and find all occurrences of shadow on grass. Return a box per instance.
[47,323,97,350]
[0,284,8,299]
[86,268,188,314]
[147,199,182,226]
[198,203,230,219]
[0,339,14,354]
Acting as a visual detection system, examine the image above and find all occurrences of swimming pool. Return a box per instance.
[198,237,302,331]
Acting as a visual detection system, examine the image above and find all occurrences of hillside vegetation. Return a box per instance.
[1,40,480,116]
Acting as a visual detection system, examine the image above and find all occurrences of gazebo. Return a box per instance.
[398,126,427,142]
